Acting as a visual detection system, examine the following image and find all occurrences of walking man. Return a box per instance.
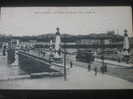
[101,66,104,74]
[70,61,73,68]
[88,63,91,71]
[104,63,107,72]
[3,45,6,56]
[94,67,97,76]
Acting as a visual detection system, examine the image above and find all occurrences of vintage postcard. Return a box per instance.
[0,6,133,89]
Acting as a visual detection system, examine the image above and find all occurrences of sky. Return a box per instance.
[0,6,132,37]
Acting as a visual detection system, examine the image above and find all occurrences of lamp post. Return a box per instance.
[63,41,67,81]
[100,38,105,73]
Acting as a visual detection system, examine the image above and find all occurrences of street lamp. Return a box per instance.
[63,41,67,81]
[100,38,105,73]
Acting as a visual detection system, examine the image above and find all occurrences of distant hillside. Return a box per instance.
[0,32,127,43]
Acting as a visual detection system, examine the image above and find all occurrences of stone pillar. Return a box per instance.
[55,27,61,58]
[11,39,20,65]
[123,29,130,63]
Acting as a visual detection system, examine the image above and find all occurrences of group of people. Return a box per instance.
[69,60,108,76]
[88,63,107,76]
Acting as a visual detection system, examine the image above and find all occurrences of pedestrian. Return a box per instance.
[3,45,6,56]
[70,61,73,68]
[94,67,97,76]
[118,58,121,62]
[104,63,107,72]
[88,63,91,71]
[100,66,104,74]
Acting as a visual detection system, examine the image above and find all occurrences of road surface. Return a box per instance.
[0,54,133,89]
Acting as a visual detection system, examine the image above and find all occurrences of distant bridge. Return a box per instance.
[34,43,133,49]
[62,43,133,49]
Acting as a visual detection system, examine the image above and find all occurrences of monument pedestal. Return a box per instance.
[7,48,15,64]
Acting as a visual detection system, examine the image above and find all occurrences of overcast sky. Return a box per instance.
[0,6,132,37]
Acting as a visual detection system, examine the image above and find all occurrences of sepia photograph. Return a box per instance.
[0,6,133,89]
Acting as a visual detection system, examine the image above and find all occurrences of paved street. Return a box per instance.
[68,54,133,83]
[0,64,133,89]
[0,53,133,89]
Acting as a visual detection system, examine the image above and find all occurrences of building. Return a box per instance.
[76,33,124,49]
